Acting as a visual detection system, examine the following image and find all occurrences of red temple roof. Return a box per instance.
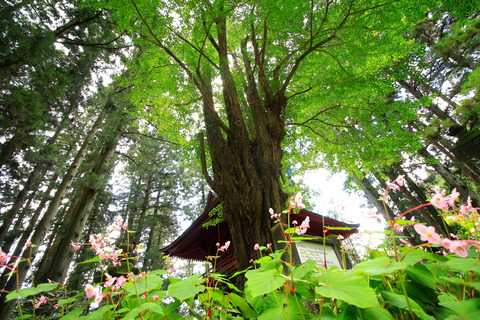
[162,193,359,266]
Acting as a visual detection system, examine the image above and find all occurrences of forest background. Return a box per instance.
[1,0,480,318]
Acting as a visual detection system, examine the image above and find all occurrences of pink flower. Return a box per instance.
[294,192,306,209]
[94,293,104,303]
[25,241,32,247]
[85,284,98,300]
[218,241,230,252]
[108,249,122,260]
[413,224,441,244]
[295,216,310,235]
[430,193,448,210]
[253,243,259,251]
[399,238,412,247]
[448,188,460,206]
[0,249,7,265]
[395,175,405,187]
[115,276,127,289]
[71,242,81,251]
[104,273,116,287]
[394,223,405,233]
[270,208,280,219]
[34,296,47,309]
[367,212,382,220]
[266,243,272,249]
[387,181,401,191]
[442,239,469,258]
[152,294,159,302]
[97,250,107,260]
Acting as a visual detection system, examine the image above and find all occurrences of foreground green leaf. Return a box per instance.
[315,269,379,308]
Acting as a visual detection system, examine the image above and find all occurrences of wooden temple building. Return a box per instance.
[161,193,360,273]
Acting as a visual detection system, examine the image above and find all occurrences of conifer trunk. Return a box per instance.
[34,114,124,284]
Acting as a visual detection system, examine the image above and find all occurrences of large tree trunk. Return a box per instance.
[192,14,291,274]
[200,90,287,272]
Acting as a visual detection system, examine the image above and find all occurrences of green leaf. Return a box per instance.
[354,257,408,275]
[78,255,102,264]
[167,273,205,301]
[445,258,480,273]
[245,268,285,298]
[123,302,164,319]
[440,299,480,319]
[291,259,316,279]
[382,291,435,320]
[197,287,225,304]
[405,264,436,290]
[401,249,425,265]
[324,226,353,230]
[252,291,308,320]
[364,307,395,320]
[125,273,164,296]
[58,292,85,307]
[315,269,379,308]
[59,308,83,320]
[440,276,480,291]
[6,283,59,301]
[81,305,115,320]
[229,292,258,318]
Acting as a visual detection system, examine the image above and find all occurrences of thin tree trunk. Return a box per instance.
[0,120,65,246]
[417,147,480,204]
[393,167,450,237]
[25,105,108,248]
[0,171,60,293]
[0,132,25,169]
[0,107,108,319]
[353,173,395,221]
[33,112,125,285]
[132,174,153,248]
[142,189,161,271]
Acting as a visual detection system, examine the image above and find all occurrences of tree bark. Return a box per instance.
[0,106,108,319]
[417,147,480,204]
[0,119,65,246]
[0,132,25,169]
[33,113,124,285]
[131,174,153,248]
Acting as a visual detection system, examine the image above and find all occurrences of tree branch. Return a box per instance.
[286,85,314,100]
[121,131,179,145]
[281,1,355,94]
[198,132,215,188]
